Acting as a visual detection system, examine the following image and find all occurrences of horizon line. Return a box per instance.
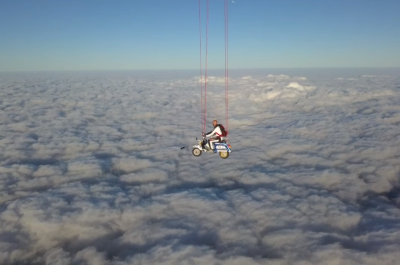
[1,66,400,74]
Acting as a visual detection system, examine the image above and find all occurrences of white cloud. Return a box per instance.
[120,168,168,184]
[112,157,152,174]
[286,81,314,91]
[0,69,400,264]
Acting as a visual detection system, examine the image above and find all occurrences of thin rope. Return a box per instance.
[224,0,229,140]
[199,0,203,132]
[200,0,227,135]
[204,0,209,133]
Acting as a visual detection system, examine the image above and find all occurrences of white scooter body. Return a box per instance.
[192,136,231,159]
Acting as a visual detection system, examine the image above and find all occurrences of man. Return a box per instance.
[203,120,227,150]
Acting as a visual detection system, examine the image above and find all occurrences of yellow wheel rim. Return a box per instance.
[220,151,228,158]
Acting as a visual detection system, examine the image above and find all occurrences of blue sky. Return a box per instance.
[1,0,399,71]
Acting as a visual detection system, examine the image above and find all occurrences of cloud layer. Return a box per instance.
[1,69,400,264]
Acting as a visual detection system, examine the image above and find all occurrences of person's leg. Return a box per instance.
[207,139,212,149]
[209,138,219,149]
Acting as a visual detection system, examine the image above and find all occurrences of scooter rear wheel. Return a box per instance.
[219,151,229,159]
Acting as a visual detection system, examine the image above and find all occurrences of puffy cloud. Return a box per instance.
[0,69,400,264]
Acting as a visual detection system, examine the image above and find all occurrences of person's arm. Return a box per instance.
[205,127,218,138]
[205,127,222,138]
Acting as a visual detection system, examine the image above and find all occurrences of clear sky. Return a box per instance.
[1,0,399,71]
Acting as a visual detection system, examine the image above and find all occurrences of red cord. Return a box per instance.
[224,0,229,140]
[204,0,209,133]
[199,0,227,136]
[199,0,203,133]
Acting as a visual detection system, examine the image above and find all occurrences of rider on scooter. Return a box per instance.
[203,120,227,150]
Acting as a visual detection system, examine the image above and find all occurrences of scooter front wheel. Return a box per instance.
[192,148,202,157]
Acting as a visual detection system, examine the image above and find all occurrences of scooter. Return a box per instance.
[192,134,232,159]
